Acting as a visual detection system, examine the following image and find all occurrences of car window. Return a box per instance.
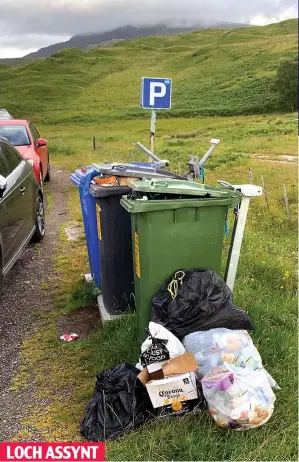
[0,125,30,146]
[29,123,39,143]
[1,143,21,173]
[0,151,9,177]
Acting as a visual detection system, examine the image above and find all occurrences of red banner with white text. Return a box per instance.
[0,443,105,462]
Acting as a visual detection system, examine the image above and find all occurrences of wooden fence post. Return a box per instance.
[260,175,269,209]
[92,136,96,151]
[282,183,291,219]
[248,167,253,184]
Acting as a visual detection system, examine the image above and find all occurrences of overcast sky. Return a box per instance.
[0,0,297,58]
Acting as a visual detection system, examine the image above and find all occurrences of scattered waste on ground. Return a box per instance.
[59,333,79,342]
[73,146,277,441]
[80,364,153,441]
[152,269,255,339]
[202,365,277,430]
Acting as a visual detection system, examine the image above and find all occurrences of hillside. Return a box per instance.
[0,19,297,123]
[0,22,250,65]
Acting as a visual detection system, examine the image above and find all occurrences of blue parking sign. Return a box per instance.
[141,77,172,109]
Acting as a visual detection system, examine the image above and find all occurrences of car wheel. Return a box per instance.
[31,195,45,242]
[44,155,51,182]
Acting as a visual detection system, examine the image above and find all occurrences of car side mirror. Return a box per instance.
[0,175,7,198]
[36,137,47,147]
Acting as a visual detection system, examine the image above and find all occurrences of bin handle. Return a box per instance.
[111,165,127,172]
[150,180,169,188]
[217,180,235,190]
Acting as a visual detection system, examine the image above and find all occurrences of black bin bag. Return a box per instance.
[80,363,153,441]
[152,269,255,340]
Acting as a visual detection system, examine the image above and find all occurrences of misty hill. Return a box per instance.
[0,19,296,122]
[24,23,250,59]
[0,22,250,65]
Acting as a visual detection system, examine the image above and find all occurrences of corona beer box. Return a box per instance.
[137,353,200,414]
[146,371,198,409]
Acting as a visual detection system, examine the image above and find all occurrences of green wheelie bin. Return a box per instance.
[120,179,241,342]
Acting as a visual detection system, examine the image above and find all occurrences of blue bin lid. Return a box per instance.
[70,166,99,195]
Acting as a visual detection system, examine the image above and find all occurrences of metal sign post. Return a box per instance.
[140,77,172,159]
[150,110,157,157]
[217,181,263,292]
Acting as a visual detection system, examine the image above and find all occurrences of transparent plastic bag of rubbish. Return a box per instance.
[182,328,280,389]
[202,364,277,430]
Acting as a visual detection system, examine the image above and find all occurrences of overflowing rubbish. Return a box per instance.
[81,268,278,440]
[152,269,255,340]
[60,333,78,342]
[121,185,241,342]
[202,365,276,430]
[138,353,205,416]
[74,140,275,438]
[80,364,153,441]
[92,162,182,181]
[136,322,186,369]
[182,328,279,388]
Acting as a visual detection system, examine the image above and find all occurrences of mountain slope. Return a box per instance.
[0,19,296,123]
[24,22,250,59]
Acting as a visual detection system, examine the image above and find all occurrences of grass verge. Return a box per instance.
[11,146,297,461]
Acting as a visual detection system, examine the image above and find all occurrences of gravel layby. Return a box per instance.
[0,169,71,441]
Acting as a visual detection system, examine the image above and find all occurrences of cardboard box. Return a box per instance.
[145,371,198,410]
[138,352,198,386]
[137,352,200,414]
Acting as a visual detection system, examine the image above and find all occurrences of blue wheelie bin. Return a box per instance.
[70,166,101,287]
[70,162,183,293]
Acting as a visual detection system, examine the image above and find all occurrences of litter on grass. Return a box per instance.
[152,269,255,339]
[60,333,79,342]
[202,364,276,430]
[81,269,279,441]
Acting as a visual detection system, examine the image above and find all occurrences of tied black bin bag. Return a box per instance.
[80,364,153,442]
[152,269,255,340]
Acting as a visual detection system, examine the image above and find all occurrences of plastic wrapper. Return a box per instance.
[152,269,255,339]
[202,365,277,430]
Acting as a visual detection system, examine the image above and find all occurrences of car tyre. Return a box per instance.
[44,155,51,182]
[32,194,45,242]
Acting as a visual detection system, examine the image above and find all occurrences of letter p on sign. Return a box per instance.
[149,82,166,106]
[141,77,172,109]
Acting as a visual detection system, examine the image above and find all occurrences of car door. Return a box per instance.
[0,142,33,266]
[30,123,47,180]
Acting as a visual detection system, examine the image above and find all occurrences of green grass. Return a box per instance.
[40,113,297,176]
[70,280,101,310]
[0,19,297,122]
[12,157,298,460]
[5,18,298,461]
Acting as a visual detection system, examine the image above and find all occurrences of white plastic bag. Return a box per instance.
[183,328,279,389]
[202,364,276,430]
[136,322,186,370]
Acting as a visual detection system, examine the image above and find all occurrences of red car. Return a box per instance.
[0,120,50,184]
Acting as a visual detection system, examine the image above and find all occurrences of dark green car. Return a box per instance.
[0,137,45,296]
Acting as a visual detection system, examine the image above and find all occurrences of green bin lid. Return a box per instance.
[128,178,241,198]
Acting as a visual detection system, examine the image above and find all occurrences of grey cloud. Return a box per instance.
[0,0,297,56]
